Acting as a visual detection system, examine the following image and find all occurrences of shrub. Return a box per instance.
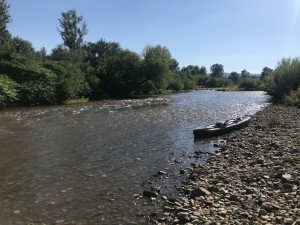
[284,86,300,107]
[238,77,260,91]
[0,74,19,107]
[262,116,282,128]
[266,57,300,102]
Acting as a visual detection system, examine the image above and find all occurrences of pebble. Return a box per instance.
[159,105,300,224]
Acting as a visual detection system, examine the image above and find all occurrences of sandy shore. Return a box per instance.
[157,105,300,224]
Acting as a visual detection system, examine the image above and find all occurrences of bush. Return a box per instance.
[238,77,260,91]
[0,74,19,107]
[0,53,58,105]
[168,80,184,92]
[205,77,232,88]
[266,57,300,102]
[284,87,300,107]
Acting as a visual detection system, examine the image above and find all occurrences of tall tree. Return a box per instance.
[141,45,173,92]
[261,67,273,80]
[228,71,240,84]
[36,47,47,61]
[210,64,224,77]
[12,36,35,58]
[58,9,87,51]
[0,0,12,45]
[241,69,250,78]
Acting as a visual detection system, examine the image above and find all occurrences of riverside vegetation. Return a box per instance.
[2,1,297,109]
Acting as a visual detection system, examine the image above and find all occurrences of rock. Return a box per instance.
[282,173,292,180]
[157,171,167,176]
[259,209,267,216]
[261,202,273,212]
[143,190,157,199]
[256,158,265,164]
[284,218,294,225]
[177,212,189,223]
[229,194,239,201]
[190,187,211,198]
[282,183,293,190]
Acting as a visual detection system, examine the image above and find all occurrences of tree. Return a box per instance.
[83,39,122,68]
[0,0,11,43]
[261,67,273,80]
[228,71,240,84]
[58,9,87,51]
[199,66,207,75]
[141,45,174,92]
[100,50,142,97]
[241,69,250,78]
[210,64,224,77]
[36,47,47,61]
[12,36,36,58]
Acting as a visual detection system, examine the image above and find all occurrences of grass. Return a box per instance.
[262,116,282,128]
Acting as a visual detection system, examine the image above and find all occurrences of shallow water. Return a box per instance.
[0,91,269,224]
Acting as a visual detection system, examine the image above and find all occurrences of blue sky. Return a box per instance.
[6,0,300,74]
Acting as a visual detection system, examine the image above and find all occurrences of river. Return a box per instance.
[0,91,269,224]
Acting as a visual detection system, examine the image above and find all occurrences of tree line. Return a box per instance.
[1,1,299,108]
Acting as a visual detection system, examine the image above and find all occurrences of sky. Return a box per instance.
[6,0,300,74]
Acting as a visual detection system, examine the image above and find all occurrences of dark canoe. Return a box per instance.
[193,116,251,139]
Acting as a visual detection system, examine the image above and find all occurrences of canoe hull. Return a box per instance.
[193,116,251,139]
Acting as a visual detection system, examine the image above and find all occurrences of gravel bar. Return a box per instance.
[158,105,300,225]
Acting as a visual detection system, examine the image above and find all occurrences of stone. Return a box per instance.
[259,209,267,216]
[143,190,157,199]
[157,171,167,176]
[282,173,292,180]
[284,218,294,225]
[261,202,273,212]
[190,187,211,198]
[229,194,239,201]
[177,212,189,223]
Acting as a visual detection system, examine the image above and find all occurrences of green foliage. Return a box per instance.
[241,69,250,78]
[0,53,57,105]
[210,64,224,77]
[228,71,240,84]
[261,67,273,80]
[265,57,300,102]
[0,74,18,107]
[182,65,207,76]
[50,45,83,63]
[262,116,282,128]
[12,36,36,58]
[238,77,260,91]
[168,79,184,92]
[36,47,47,61]
[205,77,232,88]
[284,87,300,107]
[43,61,90,101]
[0,0,11,45]
[141,45,174,92]
[58,9,87,50]
[100,50,142,97]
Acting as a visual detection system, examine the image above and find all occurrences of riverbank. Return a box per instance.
[158,104,300,224]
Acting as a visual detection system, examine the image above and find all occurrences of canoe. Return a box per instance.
[193,116,251,139]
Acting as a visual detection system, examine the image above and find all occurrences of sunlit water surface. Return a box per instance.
[0,91,269,224]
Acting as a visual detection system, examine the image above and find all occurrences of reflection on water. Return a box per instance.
[0,91,269,224]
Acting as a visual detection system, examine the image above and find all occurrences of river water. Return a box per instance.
[0,91,269,224]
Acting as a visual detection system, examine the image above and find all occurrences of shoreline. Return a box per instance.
[157,104,300,224]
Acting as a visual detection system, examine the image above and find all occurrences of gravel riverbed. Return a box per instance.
[156,105,300,225]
